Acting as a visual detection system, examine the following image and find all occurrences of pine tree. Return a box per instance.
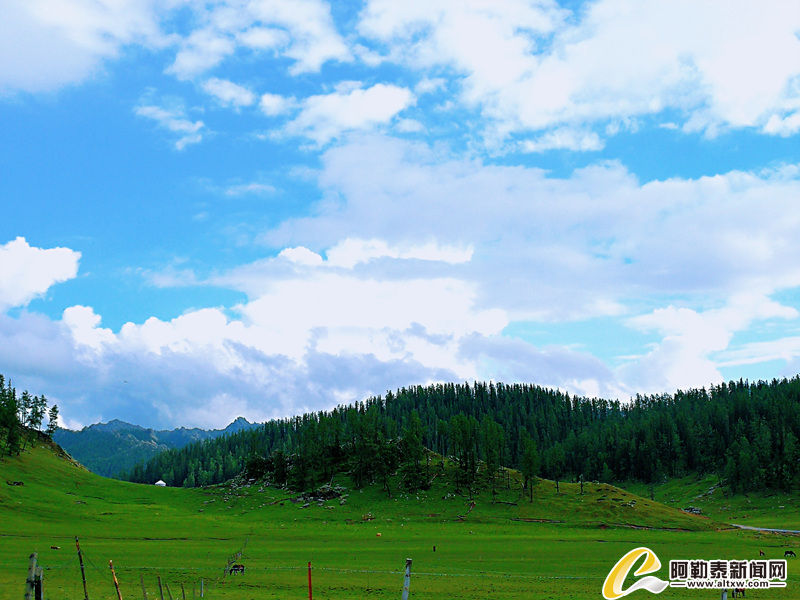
[520,433,539,502]
[45,404,59,437]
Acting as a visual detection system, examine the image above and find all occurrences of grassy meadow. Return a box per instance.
[2,440,799,599]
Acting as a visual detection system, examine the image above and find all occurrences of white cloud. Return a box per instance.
[7,146,800,426]
[259,92,294,116]
[415,77,447,95]
[168,27,237,80]
[236,26,288,51]
[620,293,799,393]
[395,118,424,133]
[250,136,800,396]
[266,138,800,318]
[325,238,472,269]
[167,0,350,80]
[201,77,256,108]
[63,305,116,351]
[286,83,415,144]
[0,0,165,94]
[278,246,323,266]
[135,103,206,150]
[246,0,351,74]
[12,259,506,427]
[224,182,276,196]
[764,111,800,137]
[358,0,800,144]
[717,336,800,369]
[0,237,80,311]
[521,128,604,152]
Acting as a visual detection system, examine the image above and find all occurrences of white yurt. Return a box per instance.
[154,480,167,487]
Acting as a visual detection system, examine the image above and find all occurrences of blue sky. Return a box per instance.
[1,0,800,429]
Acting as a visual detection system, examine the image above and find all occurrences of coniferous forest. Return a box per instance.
[0,374,59,457]
[123,377,800,496]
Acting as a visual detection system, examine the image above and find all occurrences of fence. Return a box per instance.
[20,543,418,599]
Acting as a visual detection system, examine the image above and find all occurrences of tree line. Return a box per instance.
[123,377,800,496]
[0,374,59,457]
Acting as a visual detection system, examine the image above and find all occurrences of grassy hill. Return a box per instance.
[3,436,799,599]
[620,474,800,531]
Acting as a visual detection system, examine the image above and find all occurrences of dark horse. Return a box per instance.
[229,564,245,575]
[785,550,796,558]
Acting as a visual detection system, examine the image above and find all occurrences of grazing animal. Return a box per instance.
[50,546,60,550]
[759,550,765,556]
[229,564,245,575]
[376,533,382,537]
[785,550,796,558]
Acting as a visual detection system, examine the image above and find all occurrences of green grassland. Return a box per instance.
[620,475,800,531]
[2,440,799,599]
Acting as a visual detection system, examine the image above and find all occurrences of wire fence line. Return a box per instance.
[3,561,594,581]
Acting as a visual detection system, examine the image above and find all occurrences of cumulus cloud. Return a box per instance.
[6,265,506,428]
[201,77,256,108]
[0,0,165,94]
[259,92,294,116]
[0,237,80,311]
[169,28,237,81]
[167,0,350,80]
[358,0,800,144]
[619,294,799,393]
[248,136,800,397]
[6,142,800,427]
[286,83,415,144]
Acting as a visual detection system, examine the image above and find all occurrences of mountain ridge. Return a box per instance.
[53,416,259,478]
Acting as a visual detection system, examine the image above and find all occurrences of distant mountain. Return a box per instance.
[53,417,258,478]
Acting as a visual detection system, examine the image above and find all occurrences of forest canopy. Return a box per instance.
[123,377,800,496]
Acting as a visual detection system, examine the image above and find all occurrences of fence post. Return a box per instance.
[401,558,412,600]
[308,561,313,600]
[35,565,44,600]
[25,553,37,600]
[76,537,89,600]
[140,573,147,600]
[157,575,165,600]
[110,560,124,600]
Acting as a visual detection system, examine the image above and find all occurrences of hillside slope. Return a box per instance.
[4,438,792,600]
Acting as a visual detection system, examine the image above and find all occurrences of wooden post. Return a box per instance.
[109,560,124,600]
[401,558,412,600]
[165,582,174,600]
[76,537,89,600]
[307,561,313,600]
[200,579,204,598]
[181,582,186,600]
[140,573,147,599]
[25,553,37,600]
[157,576,165,600]
[35,565,44,600]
